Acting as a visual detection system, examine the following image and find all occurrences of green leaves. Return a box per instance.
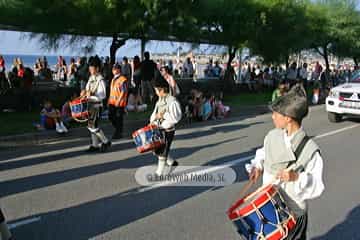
[0,0,359,64]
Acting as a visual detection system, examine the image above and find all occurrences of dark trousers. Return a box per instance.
[155,130,175,158]
[0,208,5,223]
[108,105,125,135]
[287,213,308,240]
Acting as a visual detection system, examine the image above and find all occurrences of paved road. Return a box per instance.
[1,105,360,240]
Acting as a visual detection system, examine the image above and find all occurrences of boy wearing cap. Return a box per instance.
[246,84,325,239]
[81,56,111,153]
[108,63,128,139]
[150,71,182,176]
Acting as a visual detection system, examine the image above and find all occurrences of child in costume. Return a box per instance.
[246,84,325,239]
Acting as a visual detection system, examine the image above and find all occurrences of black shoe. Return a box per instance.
[86,146,100,153]
[167,160,179,174]
[100,141,111,152]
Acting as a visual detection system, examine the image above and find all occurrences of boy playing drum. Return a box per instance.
[150,71,182,176]
[246,84,325,239]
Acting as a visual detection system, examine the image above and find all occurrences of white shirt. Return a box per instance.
[85,74,106,103]
[246,129,325,202]
[150,97,182,130]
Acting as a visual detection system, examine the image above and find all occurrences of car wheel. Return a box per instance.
[328,112,342,123]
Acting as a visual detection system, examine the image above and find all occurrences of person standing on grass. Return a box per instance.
[108,63,128,140]
[140,52,157,104]
[160,66,180,97]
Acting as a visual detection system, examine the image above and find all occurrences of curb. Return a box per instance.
[0,104,324,147]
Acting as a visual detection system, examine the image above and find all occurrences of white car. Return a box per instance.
[326,70,360,122]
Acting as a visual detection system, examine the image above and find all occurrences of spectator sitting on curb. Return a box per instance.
[36,99,68,133]
[202,93,213,121]
[126,88,147,112]
[215,94,230,119]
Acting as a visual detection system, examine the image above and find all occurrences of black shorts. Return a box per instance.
[154,130,175,158]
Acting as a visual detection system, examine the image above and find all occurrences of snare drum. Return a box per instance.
[70,97,89,122]
[227,184,296,240]
[132,125,165,153]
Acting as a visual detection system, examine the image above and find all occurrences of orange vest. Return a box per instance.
[108,75,128,107]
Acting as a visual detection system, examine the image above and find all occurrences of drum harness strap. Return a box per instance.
[251,136,310,240]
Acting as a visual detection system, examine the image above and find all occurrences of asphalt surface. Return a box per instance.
[1,105,360,240]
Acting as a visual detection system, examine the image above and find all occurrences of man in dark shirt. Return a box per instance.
[140,51,157,103]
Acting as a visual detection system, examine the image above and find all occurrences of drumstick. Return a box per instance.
[238,180,254,199]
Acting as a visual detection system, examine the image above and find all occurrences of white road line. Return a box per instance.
[8,216,41,229]
[8,123,360,229]
[1,139,131,163]
[138,124,359,192]
[314,124,360,139]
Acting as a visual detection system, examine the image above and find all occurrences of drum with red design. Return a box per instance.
[69,97,89,122]
[132,125,165,153]
[227,184,296,240]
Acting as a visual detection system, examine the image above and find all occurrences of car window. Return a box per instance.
[350,70,360,83]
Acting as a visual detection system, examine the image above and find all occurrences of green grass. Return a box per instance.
[0,109,153,137]
[126,109,152,121]
[0,91,270,137]
[0,111,39,136]
[224,90,272,107]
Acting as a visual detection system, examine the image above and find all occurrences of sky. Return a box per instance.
[0,30,223,57]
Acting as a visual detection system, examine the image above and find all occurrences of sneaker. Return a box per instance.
[100,141,111,153]
[86,146,100,153]
[60,122,68,133]
[56,123,64,133]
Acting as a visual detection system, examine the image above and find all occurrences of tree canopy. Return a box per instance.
[0,0,359,67]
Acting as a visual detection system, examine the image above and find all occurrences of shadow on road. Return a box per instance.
[311,205,360,240]
[8,150,257,240]
[0,138,248,198]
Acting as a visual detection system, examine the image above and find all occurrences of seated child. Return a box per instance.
[215,94,230,119]
[202,94,213,121]
[40,99,68,133]
[126,88,147,112]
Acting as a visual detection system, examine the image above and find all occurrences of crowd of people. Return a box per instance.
[1,51,359,135]
[0,51,230,134]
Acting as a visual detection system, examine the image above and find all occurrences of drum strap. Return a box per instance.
[286,135,310,172]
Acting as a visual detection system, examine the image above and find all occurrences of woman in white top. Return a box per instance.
[160,66,180,97]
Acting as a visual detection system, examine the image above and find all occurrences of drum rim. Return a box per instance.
[228,184,277,219]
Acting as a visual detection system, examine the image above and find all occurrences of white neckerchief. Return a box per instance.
[283,127,304,151]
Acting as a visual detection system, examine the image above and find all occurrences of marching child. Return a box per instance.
[150,71,182,176]
[246,84,325,239]
[81,56,111,153]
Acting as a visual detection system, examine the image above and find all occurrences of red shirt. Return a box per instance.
[18,68,25,78]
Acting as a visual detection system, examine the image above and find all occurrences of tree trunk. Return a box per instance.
[354,57,359,67]
[323,45,330,71]
[110,34,127,65]
[141,39,146,61]
[223,46,237,92]
[285,55,290,69]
